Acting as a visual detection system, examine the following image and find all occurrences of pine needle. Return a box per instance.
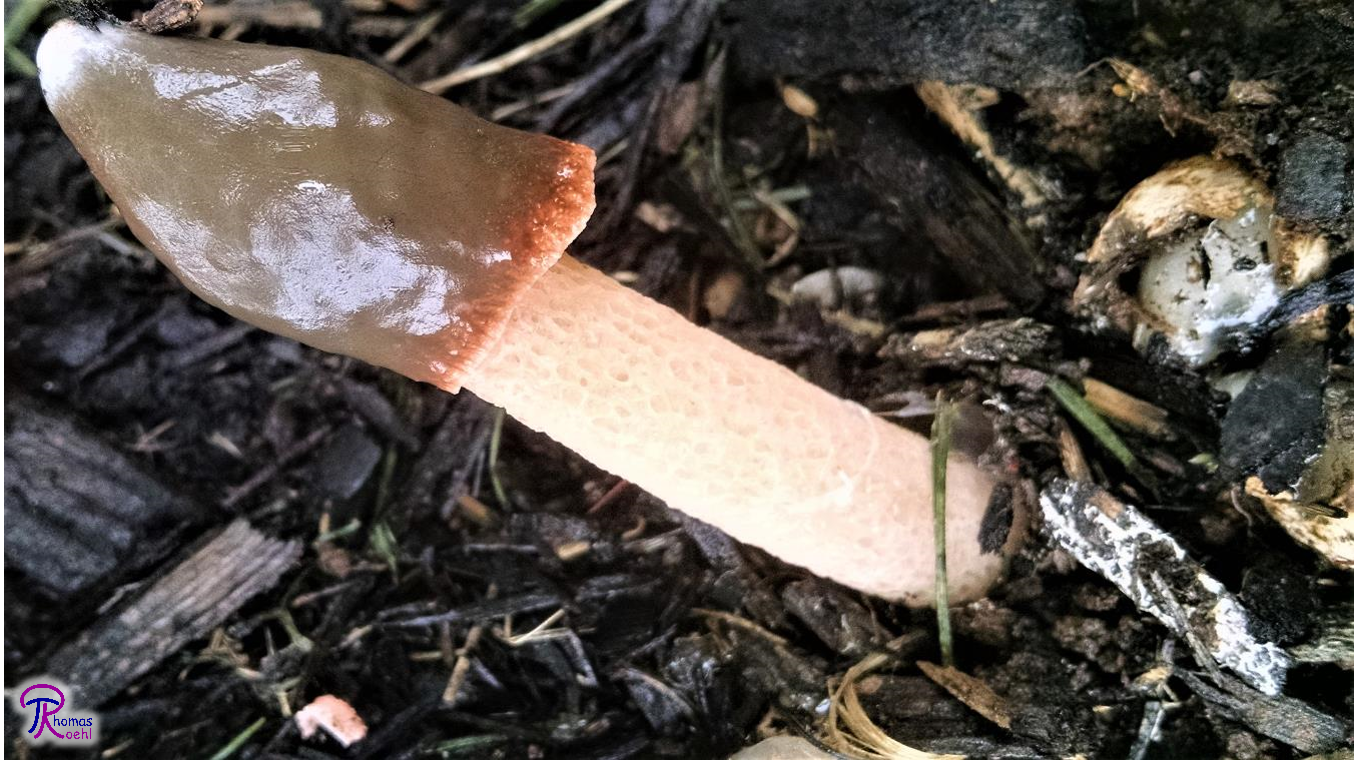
[1047,376,1156,492]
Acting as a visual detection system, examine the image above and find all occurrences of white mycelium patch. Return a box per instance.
[35,20,112,100]
[1136,205,1281,366]
[1040,479,1292,695]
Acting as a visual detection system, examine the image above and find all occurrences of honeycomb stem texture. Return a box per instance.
[463,257,1005,603]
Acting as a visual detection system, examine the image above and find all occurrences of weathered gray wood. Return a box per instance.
[5,395,198,597]
[1179,672,1351,754]
[728,0,1085,90]
[45,520,301,707]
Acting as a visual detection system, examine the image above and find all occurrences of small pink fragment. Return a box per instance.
[295,694,367,747]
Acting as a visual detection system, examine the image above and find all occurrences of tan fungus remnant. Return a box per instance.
[294,694,368,747]
[1075,156,1330,367]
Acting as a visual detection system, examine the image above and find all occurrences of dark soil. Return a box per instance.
[5,1,1352,758]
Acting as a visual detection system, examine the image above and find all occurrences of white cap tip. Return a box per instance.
[36,19,111,102]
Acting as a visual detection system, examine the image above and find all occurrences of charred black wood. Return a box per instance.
[726,0,1085,90]
[829,98,1047,308]
[1179,671,1351,754]
[1221,342,1329,494]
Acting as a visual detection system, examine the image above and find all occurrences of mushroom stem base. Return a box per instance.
[462,256,1014,603]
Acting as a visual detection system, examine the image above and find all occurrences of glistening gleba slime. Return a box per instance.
[38,20,1023,603]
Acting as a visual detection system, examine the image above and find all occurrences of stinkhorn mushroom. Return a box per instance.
[36,20,1022,604]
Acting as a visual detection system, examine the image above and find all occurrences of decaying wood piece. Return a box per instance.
[916,660,1014,730]
[1219,342,1327,493]
[1177,672,1350,754]
[1234,369,1354,568]
[45,520,301,706]
[1247,476,1354,570]
[1292,605,1354,668]
[4,395,199,598]
[1081,378,1173,440]
[1039,479,1291,695]
[830,100,1047,308]
[129,0,202,33]
[880,318,1057,369]
[915,81,1056,212]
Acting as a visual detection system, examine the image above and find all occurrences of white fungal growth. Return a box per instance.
[1078,157,1331,371]
[1040,480,1291,695]
[1136,205,1281,366]
[35,20,109,99]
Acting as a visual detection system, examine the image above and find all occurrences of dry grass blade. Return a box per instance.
[824,652,963,760]
[915,661,1013,730]
[420,0,637,94]
[1081,378,1171,439]
[929,398,957,667]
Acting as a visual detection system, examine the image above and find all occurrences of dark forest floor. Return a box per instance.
[5,1,1353,758]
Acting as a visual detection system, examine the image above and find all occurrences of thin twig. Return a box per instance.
[442,624,485,705]
[692,608,792,648]
[502,608,567,645]
[382,10,444,65]
[514,0,564,28]
[585,478,631,515]
[1126,700,1167,760]
[490,83,576,121]
[419,0,637,94]
[77,300,179,380]
[223,426,332,508]
[533,30,655,132]
[7,215,126,277]
[929,397,957,668]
